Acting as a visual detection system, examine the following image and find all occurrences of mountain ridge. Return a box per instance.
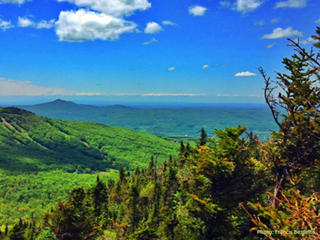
[0,106,178,173]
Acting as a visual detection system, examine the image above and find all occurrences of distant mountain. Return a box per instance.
[0,106,178,173]
[17,99,279,141]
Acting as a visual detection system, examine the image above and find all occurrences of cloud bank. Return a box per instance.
[0,78,74,96]
[116,93,205,97]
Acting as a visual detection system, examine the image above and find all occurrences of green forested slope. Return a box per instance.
[0,107,178,227]
[0,107,178,173]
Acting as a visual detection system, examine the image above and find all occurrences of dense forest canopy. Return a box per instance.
[0,28,319,240]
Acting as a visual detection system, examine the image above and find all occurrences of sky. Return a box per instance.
[0,0,319,104]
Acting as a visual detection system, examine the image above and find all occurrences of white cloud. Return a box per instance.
[0,19,14,31]
[143,38,157,45]
[188,5,207,16]
[0,0,27,4]
[275,0,307,8]
[168,67,175,71]
[220,0,231,7]
[0,78,74,96]
[162,20,177,26]
[261,27,302,39]
[57,0,151,17]
[254,20,265,25]
[202,64,209,69]
[316,18,320,23]
[18,18,55,29]
[293,37,316,45]
[18,17,35,27]
[36,19,55,29]
[76,93,103,96]
[233,0,263,13]
[271,18,280,23]
[144,22,163,34]
[265,43,276,48]
[55,9,137,42]
[234,71,257,77]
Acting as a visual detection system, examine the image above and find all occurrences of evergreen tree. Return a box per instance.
[258,28,320,206]
[119,166,125,182]
[179,140,185,157]
[91,175,108,217]
[198,128,208,146]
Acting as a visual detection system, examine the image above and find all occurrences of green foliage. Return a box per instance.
[0,107,178,173]
[0,169,116,228]
[242,27,320,239]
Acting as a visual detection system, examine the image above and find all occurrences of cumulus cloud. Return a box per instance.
[168,67,175,71]
[233,0,263,13]
[265,43,276,48]
[271,18,280,23]
[36,19,55,29]
[144,22,163,34]
[275,0,307,8]
[143,38,157,45]
[188,5,207,16]
[55,9,137,42]
[0,0,27,4]
[316,18,320,23]
[18,18,55,29]
[202,64,209,69]
[0,19,14,31]
[57,0,151,17]
[18,17,35,27]
[0,78,75,96]
[162,20,177,26]
[234,71,257,77]
[261,27,302,39]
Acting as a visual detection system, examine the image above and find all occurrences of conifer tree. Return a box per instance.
[258,27,320,206]
[179,140,185,156]
[119,166,125,182]
[198,128,208,146]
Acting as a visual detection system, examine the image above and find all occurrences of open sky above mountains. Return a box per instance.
[0,0,319,103]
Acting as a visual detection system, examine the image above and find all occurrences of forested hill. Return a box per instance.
[0,107,178,174]
[17,99,278,141]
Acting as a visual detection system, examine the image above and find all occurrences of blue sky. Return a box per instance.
[0,0,319,104]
